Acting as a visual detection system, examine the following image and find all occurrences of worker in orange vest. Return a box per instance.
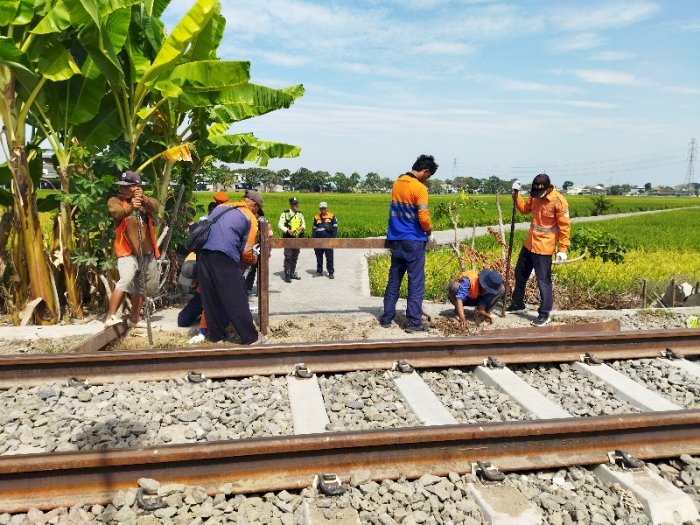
[507,173,571,326]
[448,269,504,326]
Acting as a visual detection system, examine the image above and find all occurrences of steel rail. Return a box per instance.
[0,328,698,388]
[0,409,698,513]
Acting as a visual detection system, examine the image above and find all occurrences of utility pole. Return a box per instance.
[684,138,696,195]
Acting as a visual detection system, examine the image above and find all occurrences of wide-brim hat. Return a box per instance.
[246,190,265,216]
[478,269,503,295]
[530,173,551,198]
[116,171,141,186]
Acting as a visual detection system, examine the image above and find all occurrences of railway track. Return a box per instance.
[0,326,699,523]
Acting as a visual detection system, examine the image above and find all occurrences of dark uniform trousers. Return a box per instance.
[198,250,257,344]
[511,247,553,315]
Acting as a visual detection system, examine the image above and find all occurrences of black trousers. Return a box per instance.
[283,248,300,273]
[314,248,334,274]
[511,247,553,315]
[198,250,258,344]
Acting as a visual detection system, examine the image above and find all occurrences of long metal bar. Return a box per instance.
[68,323,127,353]
[259,237,389,333]
[0,328,698,388]
[1,410,698,513]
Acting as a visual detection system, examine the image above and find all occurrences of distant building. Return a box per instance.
[626,186,646,196]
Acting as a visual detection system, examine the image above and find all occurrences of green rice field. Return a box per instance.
[193,192,700,238]
[368,206,700,306]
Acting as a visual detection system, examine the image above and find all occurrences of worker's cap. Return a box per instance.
[246,190,265,216]
[319,201,328,209]
[289,197,299,204]
[116,171,141,186]
[213,191,229,204]
[478,270,503,295]
[530,173,551,198]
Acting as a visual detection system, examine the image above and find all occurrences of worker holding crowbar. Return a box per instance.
[105,171,160,343]
[505,173,571,327]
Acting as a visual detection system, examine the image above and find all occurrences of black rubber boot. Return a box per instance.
[284,270,291,283]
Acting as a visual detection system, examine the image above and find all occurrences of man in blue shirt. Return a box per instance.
[448,269,504,327]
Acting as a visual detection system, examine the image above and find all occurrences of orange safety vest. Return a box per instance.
[112,200,160,259]
[458,270,480,300]
[223,200,259,266]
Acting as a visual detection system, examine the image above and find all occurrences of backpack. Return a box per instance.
[185,206,236,253]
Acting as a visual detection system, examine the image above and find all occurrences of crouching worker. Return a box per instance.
[448,269,504,326]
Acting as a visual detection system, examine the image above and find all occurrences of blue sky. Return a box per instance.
[163,1,700,187]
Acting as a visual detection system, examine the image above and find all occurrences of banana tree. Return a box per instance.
[81,0,303,225]
[0,0,94,324]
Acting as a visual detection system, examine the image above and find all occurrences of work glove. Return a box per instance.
[555,252,568,263]
[252,243,261,256]
[511,180,521,192]
[426,233,436,249]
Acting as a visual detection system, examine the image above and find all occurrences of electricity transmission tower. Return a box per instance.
[684,138,696,194]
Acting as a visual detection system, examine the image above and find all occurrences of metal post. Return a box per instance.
[670,278,675,307]
[259,218,270,336]
[501,192,518,317]
[641,279,647,308]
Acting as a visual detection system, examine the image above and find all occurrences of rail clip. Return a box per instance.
[317,473,346,496]
[581,353,603,365]
[484,356,504,369]
[187,371,206,383]
[661,348,682,360]
[67,377,89,388]
[395,360,414,374]
[292,363,313,379]
[608,450,645,470]
[473,461,506,483]
[136,487,166,511]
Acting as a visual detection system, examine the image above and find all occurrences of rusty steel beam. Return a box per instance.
[486,319,620,335]
[68,322,127,353]
[0,409,698,513]
[0,328,697,388]
[269,238,389,249]
[258,235,389,333]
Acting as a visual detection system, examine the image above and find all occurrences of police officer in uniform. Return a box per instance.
[278,197,305,283]
[312,201,337,279]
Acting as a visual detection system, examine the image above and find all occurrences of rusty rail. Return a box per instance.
[0,328,698,388]
[1,409,698,513]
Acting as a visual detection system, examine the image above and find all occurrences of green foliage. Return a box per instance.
[65,172,118,272]
[368,206,700,307]
[590,195,613,216]
[571,228,627,264]
[368,248,462,301]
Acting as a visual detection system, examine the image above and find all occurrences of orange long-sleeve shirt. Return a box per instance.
[515,188,570,255]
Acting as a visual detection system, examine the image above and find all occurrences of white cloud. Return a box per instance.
[571,69,640,86]
[552,2,661,32]
[561,100,618,109]
[663,85,700,96]
[590,51,636,61]
[548,33,604,53]
[413,41,474,55]
[680,20,700,31]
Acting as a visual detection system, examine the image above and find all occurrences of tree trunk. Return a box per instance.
[10,148,59,325]
[56,166,84,319]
